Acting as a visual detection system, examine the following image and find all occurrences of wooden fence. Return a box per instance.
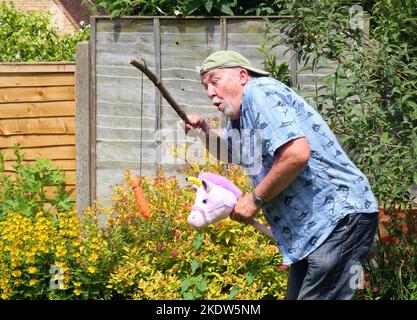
[88,16,304,205]
[0,63,76,203]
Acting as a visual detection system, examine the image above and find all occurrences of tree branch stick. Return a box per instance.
[129,58,192,125]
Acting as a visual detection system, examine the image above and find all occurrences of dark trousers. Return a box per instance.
[286,212,378,300]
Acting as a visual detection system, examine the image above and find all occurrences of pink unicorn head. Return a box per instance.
[186,173,274,239]
[186,173,241,229]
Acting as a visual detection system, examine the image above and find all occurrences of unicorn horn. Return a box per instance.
[186,177,202,187]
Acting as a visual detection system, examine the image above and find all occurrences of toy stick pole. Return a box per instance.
[249,220,274,239]
[129,58,192,125]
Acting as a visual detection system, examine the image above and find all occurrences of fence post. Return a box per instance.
[76,41,91,215]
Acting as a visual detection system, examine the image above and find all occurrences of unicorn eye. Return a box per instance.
[202,199,208,204]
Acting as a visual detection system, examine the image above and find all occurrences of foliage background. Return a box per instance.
[0,148,287,299]
[0,1,90,62]
[83,0,284,17]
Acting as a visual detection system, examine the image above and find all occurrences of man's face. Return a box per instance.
[201,68,248,120]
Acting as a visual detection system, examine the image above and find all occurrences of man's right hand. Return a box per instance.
[185,115,210,134]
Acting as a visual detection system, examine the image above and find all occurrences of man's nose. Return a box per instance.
[206,84,216,98]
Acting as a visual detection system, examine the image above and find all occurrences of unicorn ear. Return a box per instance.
[201,179,213,192]
[201,179,213,193]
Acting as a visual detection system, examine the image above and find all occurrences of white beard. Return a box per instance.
[222,103,233,119]
[212,98,233,119]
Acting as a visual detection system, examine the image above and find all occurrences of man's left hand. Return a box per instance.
[230,193,260,223]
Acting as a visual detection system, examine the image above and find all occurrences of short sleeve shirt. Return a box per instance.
[224,77,378,265]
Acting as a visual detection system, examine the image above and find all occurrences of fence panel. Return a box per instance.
[91,16,297,205]
[0,63,76,203]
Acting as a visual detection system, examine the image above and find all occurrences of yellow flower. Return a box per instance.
[28,266,37,274]
[87,266,96,274]
[1,293,10,300]
[55,245,67,257]
[53,262,68,273]
[39,244,49,253]
[14,279,23,286]
[12,269,22,277]
[74,289,81,296]
[88,253,98,262]
[29,279,38,286]
[26,254,35,264]
[73,281,81,287]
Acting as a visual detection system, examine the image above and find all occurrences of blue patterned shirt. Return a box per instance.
[224,77,378,265]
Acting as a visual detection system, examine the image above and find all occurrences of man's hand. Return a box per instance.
[230,193,260,224]
[185,115,210,134]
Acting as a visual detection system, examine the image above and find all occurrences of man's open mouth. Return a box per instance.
[212,99,224,109]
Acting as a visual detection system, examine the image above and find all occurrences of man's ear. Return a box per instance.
[239,68,250,85]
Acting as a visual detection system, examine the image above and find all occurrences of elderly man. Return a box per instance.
[185,50,378,300]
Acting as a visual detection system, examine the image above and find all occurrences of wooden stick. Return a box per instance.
[129,58,191,125]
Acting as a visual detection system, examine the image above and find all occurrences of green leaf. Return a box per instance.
[195,277,207,292]
[414,171,417,185]
[205,0,213,13]
[246,268,258,285]
[191,258,200,274]
[228,285,239,299]
[183,292,194,300]
[219,4,234,16]
[181,278,192,292]
[186,0,202,15]
[193,231,204,250]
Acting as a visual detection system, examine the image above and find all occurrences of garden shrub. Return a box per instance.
[0,145,73,219]
[0,1,90,62]
[102,164,287,299]
[0,146,287,299]
[0,209,111,299]
[0,146,112,299]
[83,0,284,17]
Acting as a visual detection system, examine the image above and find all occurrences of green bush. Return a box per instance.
[82,0,284,17]
[0,209,112,300]
[0,149,288,299]
[0,147,110,299]
[0,1,90,62]
[102,165,287,299]
[0,145,74,219]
